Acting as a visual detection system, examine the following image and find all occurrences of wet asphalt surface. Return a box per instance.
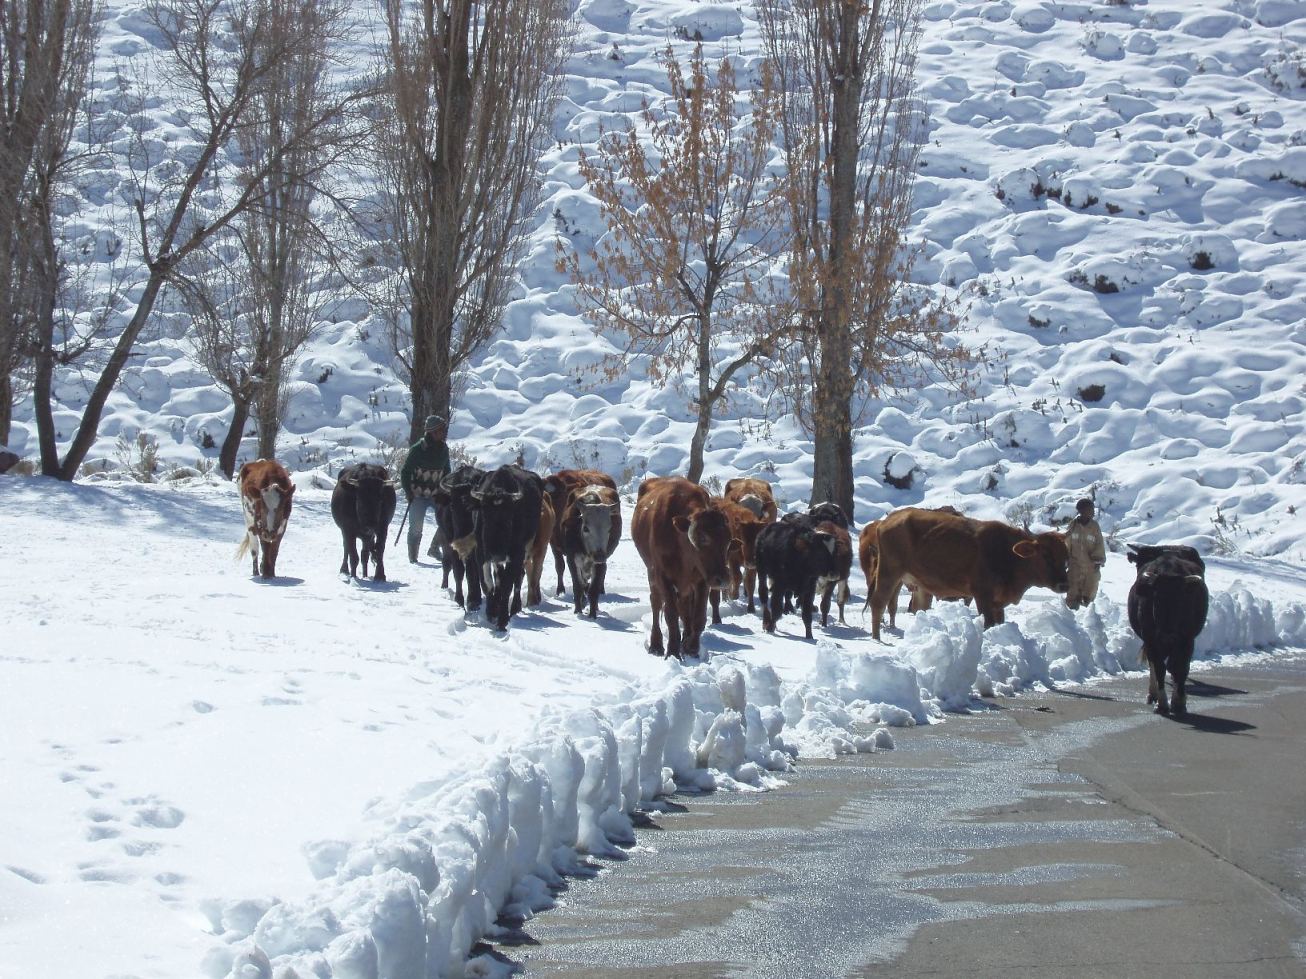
[490,656,1306,978]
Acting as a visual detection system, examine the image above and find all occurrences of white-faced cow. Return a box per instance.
[558,483,622,618]
[236,460,294,579]
[331,463,398,581]
[473,465,544,631]
[868,507,1068,641]
[543,469,620,598]
[806,502,853,627]
[1127,544,1209,717]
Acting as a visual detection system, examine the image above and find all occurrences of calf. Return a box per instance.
[632,476,739,659]
[236,460,294,579]
[756,514,839,640]
[473,464,544,631]
[432,464,488,610]
[543,469,620,597]
[331,463,397,581]
[558,484,622,618]
[1127,545,1208,717]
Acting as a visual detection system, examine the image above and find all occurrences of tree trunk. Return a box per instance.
[255,376,279,461]
[55,271,167,480]
[808,1,864,524]
[220,396,250,479]
[0,375,12,447]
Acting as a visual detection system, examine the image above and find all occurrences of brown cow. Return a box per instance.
[708,496,766,623]
[542,469,620,596]
[723,477,778,524]
[869,507,1069,641]
[236,460,294,579]
[632,476,740,659]
[523,493,556,607]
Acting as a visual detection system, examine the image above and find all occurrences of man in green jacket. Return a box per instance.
[400,414,452,563]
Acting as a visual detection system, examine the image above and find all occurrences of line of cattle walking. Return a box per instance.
[235,458,1211,718]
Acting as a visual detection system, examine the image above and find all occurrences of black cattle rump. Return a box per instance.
[473,465,544,631]
[756,514,840,640]
[331,464,398,581]
[1127,544,1209,717]
[432,465,489,610]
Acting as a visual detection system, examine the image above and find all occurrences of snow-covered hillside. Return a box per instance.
[5,0,1304,560]
[4,1,1306,977]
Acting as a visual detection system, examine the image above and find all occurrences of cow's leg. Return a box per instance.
[373,537,387,582]
[1171,644,1192,717]
[801,583,817,640]
[663,580,683,659]
[466,557,483,612]
[440,548,452,589]
[837,580,849,624]
[819,581,833,627]
[568,554,585,615]
[261,538,280,579]
[763,577,783,634]
[709,587,722,625]
[339,535,353,577]
[509,558,526,622]
[745,567,757,613]
[682,582,707,658]
[647,573,666,655]
[869,573,903,641]
[553,542,567,596]
[451,557,466,608]
[1149,648,1171,715]
[586,562,601,619]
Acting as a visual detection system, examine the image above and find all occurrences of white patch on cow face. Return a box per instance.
[262,486,284,536]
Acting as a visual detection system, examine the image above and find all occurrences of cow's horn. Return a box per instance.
[342,474,358,486]
[1186,574,1203,582]
[470,488,485,501]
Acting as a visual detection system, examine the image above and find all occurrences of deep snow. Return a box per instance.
[3,0,1306,976]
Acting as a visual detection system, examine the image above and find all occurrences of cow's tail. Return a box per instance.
[236,535,252,562]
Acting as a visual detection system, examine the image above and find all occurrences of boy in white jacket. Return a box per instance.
[1066,498,1107,609]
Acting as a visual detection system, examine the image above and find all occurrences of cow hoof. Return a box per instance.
[375,573,387,582]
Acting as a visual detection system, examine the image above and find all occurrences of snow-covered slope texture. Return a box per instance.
[5,0,1305,556]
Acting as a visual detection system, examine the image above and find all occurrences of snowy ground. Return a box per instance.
[1,475,1304,978]
[4,0,1306,976]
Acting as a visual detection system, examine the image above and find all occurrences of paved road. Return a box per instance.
[497,657,1306,978]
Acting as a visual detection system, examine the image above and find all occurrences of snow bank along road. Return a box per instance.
[1,476,1305,978]
[516,658,1306,979]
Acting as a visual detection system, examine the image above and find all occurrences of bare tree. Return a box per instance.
[173,0,359,477]
[562,45,789,484]
[759,0,970,518]
[0,0,98,446]
[31,0,366,479]
[376,0,571,442]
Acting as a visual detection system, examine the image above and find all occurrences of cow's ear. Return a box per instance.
[287,482,296,496]
[1012,540,1037,559]
[672,515,691,534]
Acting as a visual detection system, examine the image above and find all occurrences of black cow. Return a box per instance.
[473,465,544,631]
[756,514,840,639]
[432,465,488,610]
[331,464,397,581]
[1127,543,1209,717]
[808,500,851,530]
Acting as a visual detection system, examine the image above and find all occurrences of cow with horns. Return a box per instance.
[331,463,397,581]
[1127,544,1209,717]
[473,464,544,631]
[556,482,622,618]
[236,460,295,579]
[432,464,489,610]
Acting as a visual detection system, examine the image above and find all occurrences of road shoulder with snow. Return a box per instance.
[512,656,1306,978]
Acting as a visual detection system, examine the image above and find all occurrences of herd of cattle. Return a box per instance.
[235,458,1211,718]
